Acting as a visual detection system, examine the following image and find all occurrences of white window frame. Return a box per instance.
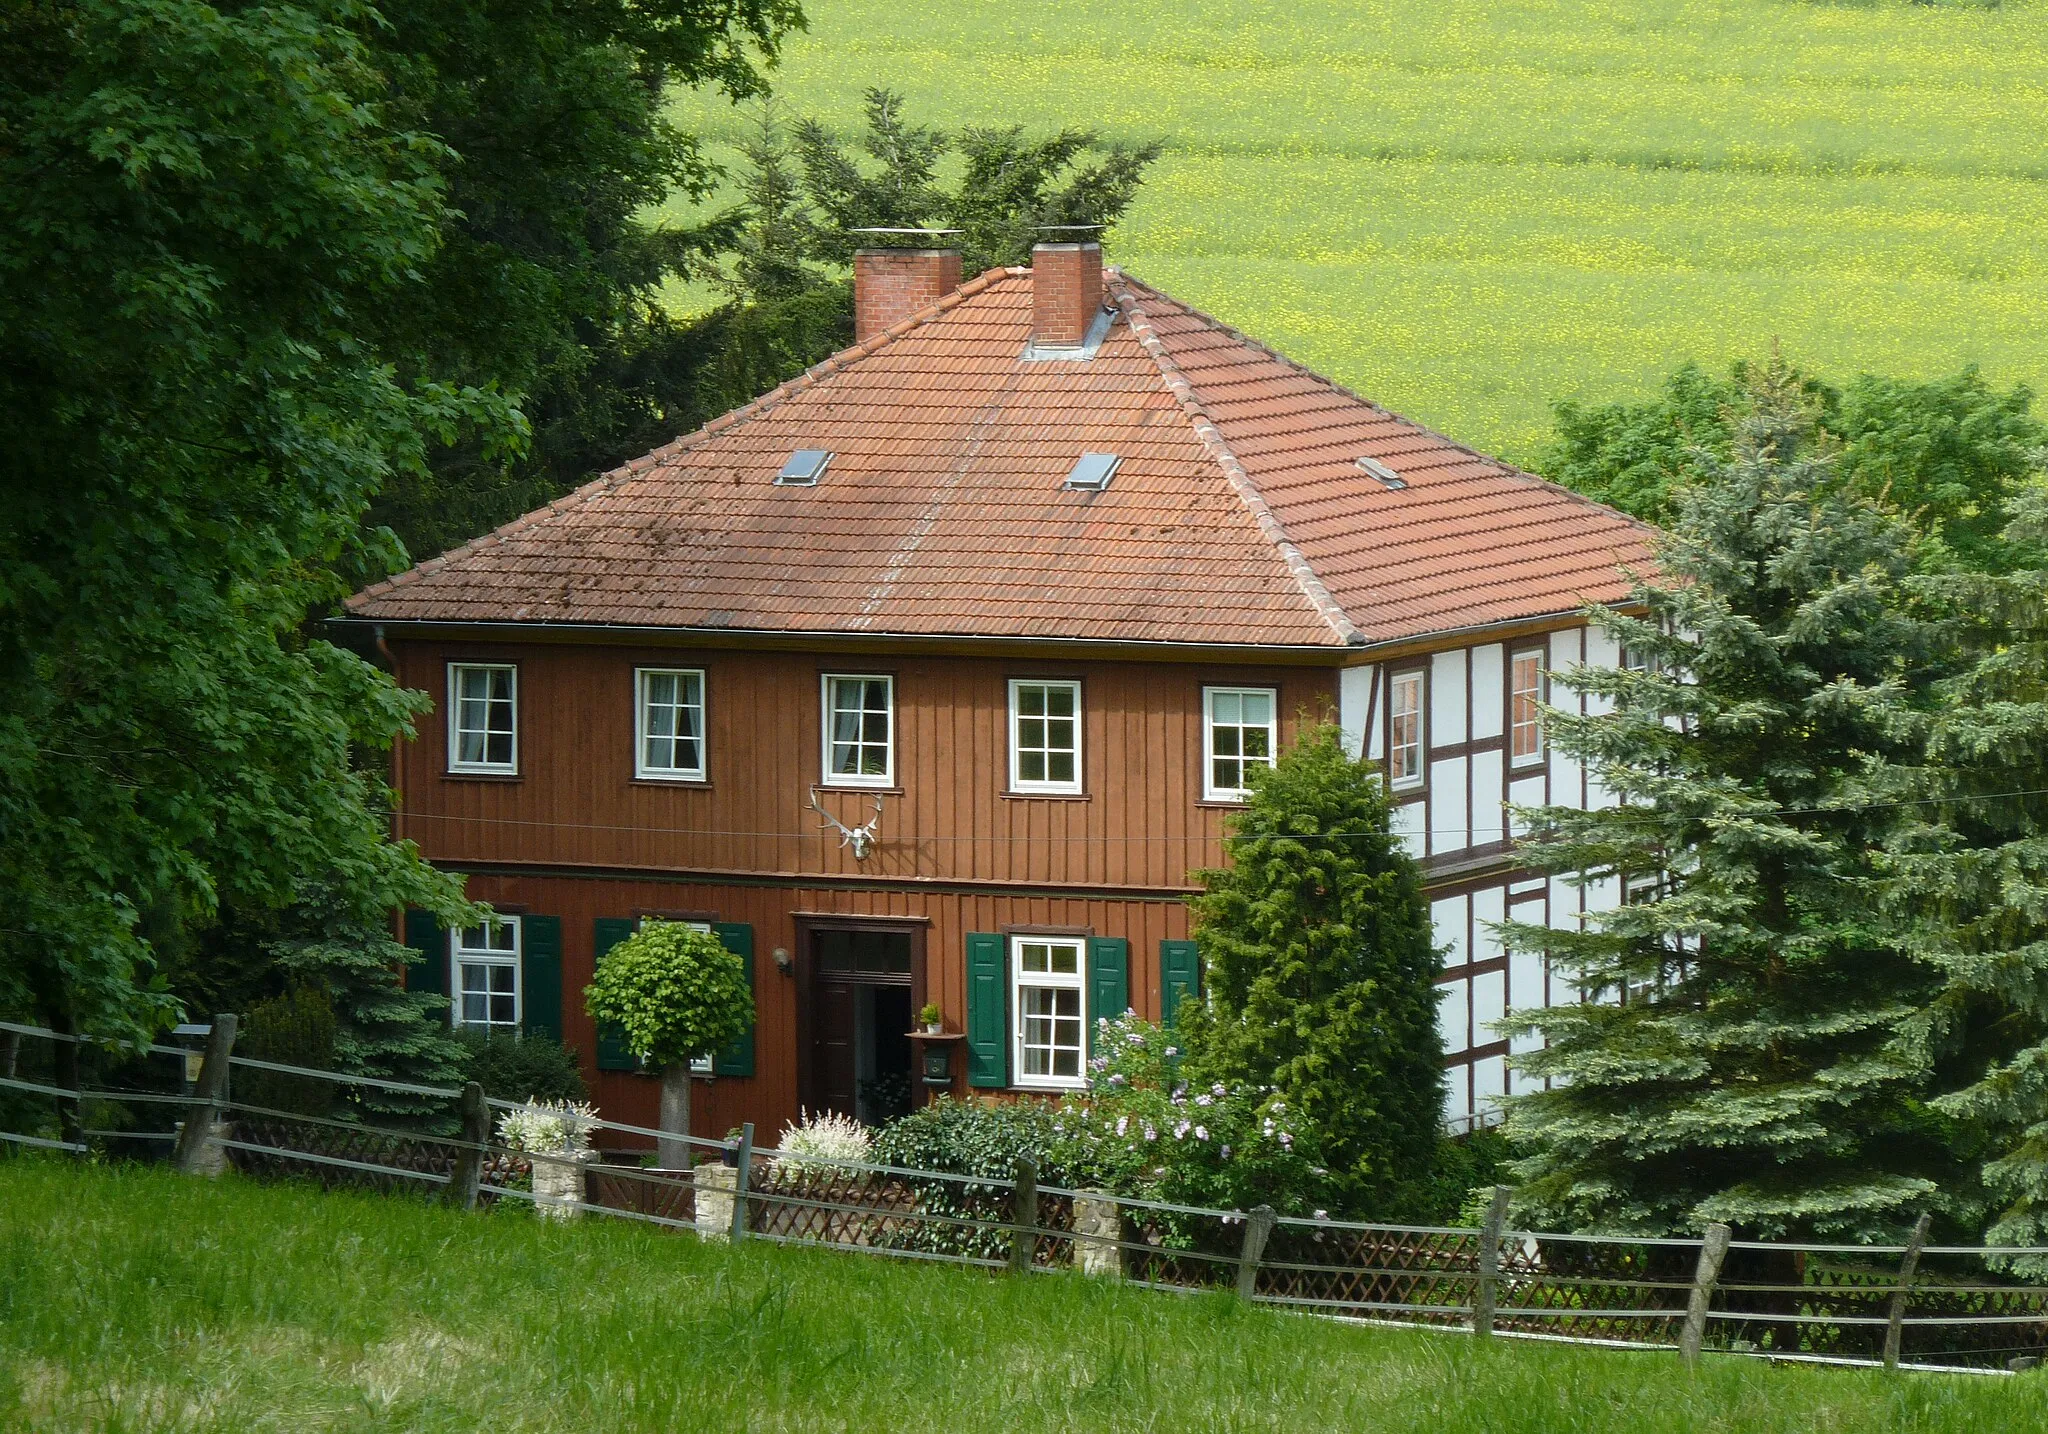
[1387,670,1425,791]
[820,674,895,788]
[1008,679,1083,794]
[635,667,708,782]
[450,917,521,1033]
[1010,934,1088,1091]
[447,662,519,774]
[1510,647,1547,768]
[1202,685,1278,801]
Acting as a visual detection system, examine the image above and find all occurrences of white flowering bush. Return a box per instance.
[1047,1012,1328,1224]
[496,1099,598,1157]
[775,1108,872,1175]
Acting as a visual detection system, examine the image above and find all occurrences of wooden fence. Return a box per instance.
[5,1017,2046,1374]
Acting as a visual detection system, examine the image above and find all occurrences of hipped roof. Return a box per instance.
[348,267,1654,651]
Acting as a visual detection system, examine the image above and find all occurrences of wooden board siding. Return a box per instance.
[390,640,1338,894]
[453,871,1196,1146]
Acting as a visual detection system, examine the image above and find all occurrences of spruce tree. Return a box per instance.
[1179,724,1445,1218]
[1878,486,2048,1261]
[1501,364,1968,1241]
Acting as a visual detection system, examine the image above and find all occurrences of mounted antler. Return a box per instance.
[807,786,884,861]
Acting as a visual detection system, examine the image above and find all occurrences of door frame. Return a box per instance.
[792,913,928,1118]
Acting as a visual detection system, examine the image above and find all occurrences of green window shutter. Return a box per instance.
[965,932,1008,1088]
[1087,937,1130,1053]
[1160,939,1202,1029]
[402,909,447,1007]
[593,917,639,1072]
[521,915,564,1042]
[711,923,755,1078]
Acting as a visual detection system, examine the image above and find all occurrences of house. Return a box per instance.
[339,240,1655,1145]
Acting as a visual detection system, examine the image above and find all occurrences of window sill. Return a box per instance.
[630,776,712,789]
[1507,762,1547,778]
[817,782,904,795]
[1012,1081,1086,1094]
[1002,790,1090,802]
[1195,797,1249,809]
[444,770,521,783]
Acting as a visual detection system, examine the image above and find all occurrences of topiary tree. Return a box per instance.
[1177,722,1446,1219]
[584,920,751,1167]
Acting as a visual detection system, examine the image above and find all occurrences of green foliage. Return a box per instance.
[1542,353,2045,572]
[0,0,486,1048]
[1176,723,1445,1220]
[870,1096,1070,1259]
[1049,1014,1329,1223]
[1874,486,2048,1266]
[238,985,340,1119]
[1503,363,1972,1241]
[584,920,751,1071]
[456,1029,590,1106]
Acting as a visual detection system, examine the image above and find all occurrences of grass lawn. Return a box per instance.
[3,1161,2046,1431]
[662,0,2048,464]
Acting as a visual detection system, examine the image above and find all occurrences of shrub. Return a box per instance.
[497,1099,598,1156]
[1049,1013,1330,1232]
[871,1097,1072,1258]
[238,983,339,1118]
[455,1029,588,1105]
[775,1109,872,1174]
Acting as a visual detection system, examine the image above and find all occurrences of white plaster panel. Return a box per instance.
[1509,945,1546,1017]
[1437,979,1469,1055]
[1432,895,1470,967]
[1511,1062,1545,1099]
[1429,756,1467,850]
[1470,747,1506,845]
[1583,872,1621,914]
[1339,664,1375,760]
[1583,626,1621,717]
[1474,1055,1508,1116]
[1391,798,1425,858]
[1549,877,1580,929]
[1470,643,1505,740]
[1443,1062,1472,1129]
[1549,748,1584,809]
[1473,968,1506,1043]
[1550,961,1582,1009]
[1430,649,1467,747]
[1550,625,1585,673]
[1367,669,1385,761]
[1508,776,1546,837]
[1471,886,1506,964]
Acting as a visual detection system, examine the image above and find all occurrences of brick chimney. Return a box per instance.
[853,247,963,342]
[1031,242,1103,348]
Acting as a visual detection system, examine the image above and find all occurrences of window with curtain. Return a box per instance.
[823,675,894,785]
[1511,648,1546,765]
[452,917,521,1032]
[637,668,706,780]
[1012,936,1087,1087]
[1203,686,1276,800]
[1388,670,1424,789]
[449,663,517,772]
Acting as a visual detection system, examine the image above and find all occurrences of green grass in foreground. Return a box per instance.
[2,1161,2045,1431]
[662,0,2048,463]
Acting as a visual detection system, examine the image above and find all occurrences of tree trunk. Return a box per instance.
[658,1063,692,1170]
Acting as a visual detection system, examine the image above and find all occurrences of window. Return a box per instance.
[1009,680,1082,793]
[448,664,517,773]
[1012,936,1086,1088]
[452,918,520,1033]
[1388,670,1424,790]
[1204,686,1276,800]
[1510,648,1546,766]
[776,449,831,485]
[822,675,894,786]
[636,668,706,780]
[1064,453,1120,491]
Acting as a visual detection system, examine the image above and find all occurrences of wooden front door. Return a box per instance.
[800,924,919,1124]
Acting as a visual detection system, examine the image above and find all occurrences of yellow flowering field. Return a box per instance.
[666,0,2048,463]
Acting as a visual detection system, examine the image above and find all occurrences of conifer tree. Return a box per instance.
[1179,724,1444,1218]
[1878,486,2048,1261]
[1501,363,1969,1240]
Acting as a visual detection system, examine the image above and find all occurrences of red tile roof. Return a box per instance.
[348,267,1654,650]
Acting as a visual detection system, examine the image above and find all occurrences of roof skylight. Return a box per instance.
[776,449,832,485]
[1064,452,1121,492]
[1357,455,1407,490]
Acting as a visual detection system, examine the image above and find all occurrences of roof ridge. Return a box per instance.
[347,266,1029,609]
[1113,275,1658,537]
[1107,271,1361,648]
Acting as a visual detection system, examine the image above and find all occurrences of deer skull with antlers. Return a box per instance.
[808,786,884,861]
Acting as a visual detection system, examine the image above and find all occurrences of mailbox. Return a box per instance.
[922,1044,954,1088]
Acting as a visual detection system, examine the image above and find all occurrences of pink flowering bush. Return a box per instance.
[1047,1012,1329,1221]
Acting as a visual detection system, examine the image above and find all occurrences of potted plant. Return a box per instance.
[919,1002,944,1035]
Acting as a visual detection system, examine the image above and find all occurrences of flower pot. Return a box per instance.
[924,1023,943,1036]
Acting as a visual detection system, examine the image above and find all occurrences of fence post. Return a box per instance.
[1009,1157,1039,1274]
[441,1081,489,1210]
[1236,1205,1277,1302]
[171,1014,238,1176]
[1883,1212,1933,1371]
[1679,1223,1733,1366]
[729,1121,754,1243]
[1474,1184,1511,1338]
